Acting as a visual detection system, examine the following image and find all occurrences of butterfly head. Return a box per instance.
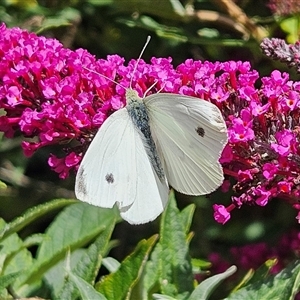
[126,88,142,105]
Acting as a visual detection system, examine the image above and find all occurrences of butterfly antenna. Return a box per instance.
[143,80,158,98]
[83,66,127,90]
[143,81,166,98]
[130,36,151,89]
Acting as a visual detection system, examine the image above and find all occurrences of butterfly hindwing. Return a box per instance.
[75,108,169,224]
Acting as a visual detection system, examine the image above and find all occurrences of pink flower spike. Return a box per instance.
[296,212,300,224]
[282,91,299,111]
[255,187,271,206]
[22,141,42,157]
[213,204,232,224]
[6,86,22,106]
[229,119,255,142]
[250,101,270,116]
[271,70,289,85]
[221,180,231,193]
[262,163,278,180]
[238,169,254,182]
[278,181,292,194]
[271,130,296,156]
[48,154,70,179]
[219,144,233,164]
[65,152,81,168]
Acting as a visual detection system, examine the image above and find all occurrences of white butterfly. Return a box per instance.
[75,38,228,225]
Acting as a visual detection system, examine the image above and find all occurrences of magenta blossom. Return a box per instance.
[209,229,300,275]
[1,24,300,223]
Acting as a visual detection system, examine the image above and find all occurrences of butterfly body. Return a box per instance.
[126,89,165,181]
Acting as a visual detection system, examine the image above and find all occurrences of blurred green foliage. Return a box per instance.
[0,191,299,299]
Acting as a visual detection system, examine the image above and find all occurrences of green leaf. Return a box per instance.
[68,272,107,300]
[189,266,237,300]
[42,249,86,299]
[19,202,117,287]
[0,220,33,289]
[180,204,196,236]
[280,16,300,44]
[233,258,278,292]
[113,0,186,21]
[0,180,7,189]
[117,16,188,43]
[69,218,116,282]
[0,199,76,242]
[35,8,81,34]
[88,0,113,5]
[225,260,300,300]
[142,242,162,297]
[143,191,194,299]
[23,233,46,248]
[56,219,116,299]
[96,235,158,300]
[5,0,37,9]
[191,258,211,271]
[0,271,21,290]
[159,191,194,298]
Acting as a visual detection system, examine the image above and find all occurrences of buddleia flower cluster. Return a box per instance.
[1,23,300,224]
[208,229,300,275]
[261,37,300,73]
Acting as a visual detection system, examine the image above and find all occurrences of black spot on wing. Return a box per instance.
[196,126,205,137]
[105,173,114,184]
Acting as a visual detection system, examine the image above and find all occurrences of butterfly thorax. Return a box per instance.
[126,89,165,181]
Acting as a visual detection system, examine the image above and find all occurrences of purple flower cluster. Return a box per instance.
[209,229,300,275]
[1,24,300,224]
[261,38,300,73]
[213,66,300,224]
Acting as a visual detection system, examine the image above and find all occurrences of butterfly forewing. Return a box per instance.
[145,93,228,195]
